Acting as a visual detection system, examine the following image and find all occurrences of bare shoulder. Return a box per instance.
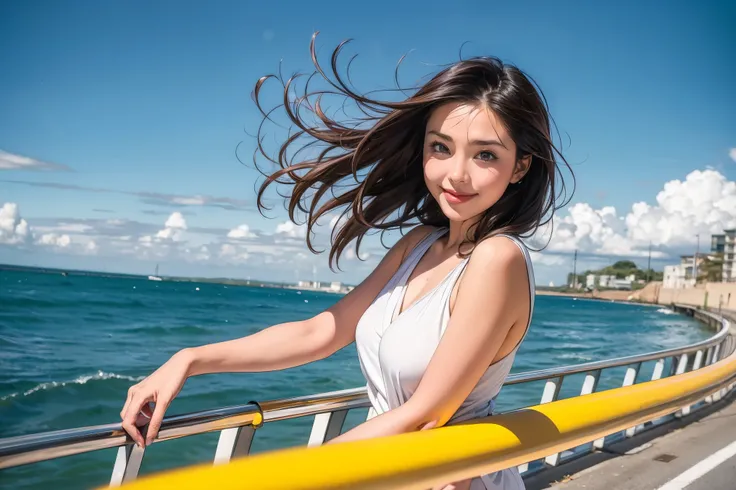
[450,235,531,338]
[466,235,528,276]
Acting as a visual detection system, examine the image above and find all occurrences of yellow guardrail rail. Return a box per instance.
[115,338,736,490]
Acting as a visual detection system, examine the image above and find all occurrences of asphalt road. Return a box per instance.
[524,392,736,490]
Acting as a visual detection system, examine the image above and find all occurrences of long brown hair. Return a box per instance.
[249,33,574,269]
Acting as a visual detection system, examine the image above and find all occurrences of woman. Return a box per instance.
[120,35,573,489]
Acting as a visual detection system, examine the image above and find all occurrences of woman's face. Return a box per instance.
[422,102,528,224]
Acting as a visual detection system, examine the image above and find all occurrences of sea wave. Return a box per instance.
[126,325,211,335]
[1,371,144,401]
[6,296,149,310]
[657,308,677,315]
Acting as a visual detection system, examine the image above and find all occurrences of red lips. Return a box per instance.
[441,187,476,204]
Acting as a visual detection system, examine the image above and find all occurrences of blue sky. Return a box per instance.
[1,0,735,286]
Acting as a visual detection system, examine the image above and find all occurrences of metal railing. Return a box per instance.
[0,303,732,487]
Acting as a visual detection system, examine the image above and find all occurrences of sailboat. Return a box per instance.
[148,264,163,281]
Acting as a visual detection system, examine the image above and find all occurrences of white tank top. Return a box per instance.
[354,227,535,489]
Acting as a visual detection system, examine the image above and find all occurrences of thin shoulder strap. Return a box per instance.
[394,228,447,287]
[381,228,447,330]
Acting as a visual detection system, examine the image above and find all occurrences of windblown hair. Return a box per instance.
[250,34,574,269]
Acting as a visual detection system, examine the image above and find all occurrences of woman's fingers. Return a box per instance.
[120,386,135,421]
[121,395,149,447]
[145,397,171,446]
[135,401,154,427]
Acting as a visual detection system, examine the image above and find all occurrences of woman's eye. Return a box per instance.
[430,142,449,153]
[477,151,497,161]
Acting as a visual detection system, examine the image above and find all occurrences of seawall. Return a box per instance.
[631,282,736,311]
[537,282,736,313]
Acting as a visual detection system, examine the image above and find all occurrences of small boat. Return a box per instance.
[148,264,163,282]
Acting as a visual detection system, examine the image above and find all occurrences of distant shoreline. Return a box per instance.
[0,263,346,292]
[1,263,644,300]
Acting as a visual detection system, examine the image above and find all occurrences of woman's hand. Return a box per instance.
[120,349,194,447]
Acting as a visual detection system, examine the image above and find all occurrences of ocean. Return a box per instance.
[0,269,712,489]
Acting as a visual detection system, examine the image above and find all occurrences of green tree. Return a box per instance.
[697,254,724,283]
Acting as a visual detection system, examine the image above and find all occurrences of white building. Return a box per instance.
[663,255,700,289]
[585,273,635,290]
[663,264,694,289]
[712,229,735,282]
[585,274,596,289]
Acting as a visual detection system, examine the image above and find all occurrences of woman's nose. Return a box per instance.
[448,157,469,183]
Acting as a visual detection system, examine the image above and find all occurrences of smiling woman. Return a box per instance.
[119,33,575,490]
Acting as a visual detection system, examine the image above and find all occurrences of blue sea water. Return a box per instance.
[0,269,712,489]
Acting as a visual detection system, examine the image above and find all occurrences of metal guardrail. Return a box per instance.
[0,303,732,487]
[118,326,736,490]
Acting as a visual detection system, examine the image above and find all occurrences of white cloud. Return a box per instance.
[540,169,736,257]
[164,212,187,230]
[730,148,736,163]
[0,149,72,171]
[227,224,256,239]
[529,251,566,267]
[182,245,210,262]
[5,166,732,285]
[219,243,250,263]
[33,223,93,234]
[1,203,101,255]
[37,233,72,248]
[170,196,206,205]
[147,212,188,242]
[0,203,31,245]
[275,220,307,238]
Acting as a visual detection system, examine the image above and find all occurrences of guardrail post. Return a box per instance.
[622,363,642,437]
[519,376,563,473]
[706,344,722,404]
[633,358,667,433]
[307,409,349,447]
[713,343,724,402]
[681,350,704,416]
[214,426,256,465]
[110,444,145,486]
[577,370,601,454]
[705,346,714,366]
[541,376,563,466]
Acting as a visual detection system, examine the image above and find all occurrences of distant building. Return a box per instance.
[663,255,700,289]
[712,234,726,254]
[610,278,634,290]
[717,229,735,282]
[585,274,596,289]
[598,275,614,288]
[663,265,688,289]
[585,273,634,290]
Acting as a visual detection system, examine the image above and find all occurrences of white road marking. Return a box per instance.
[656,439,736,490]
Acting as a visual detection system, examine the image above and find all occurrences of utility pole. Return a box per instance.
[647,241,652,283]
[572,249,578,289]
[693,234,700,284]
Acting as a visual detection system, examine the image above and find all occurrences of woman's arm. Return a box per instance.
[327,236,530,442]
[184,225,436,375]
[121,226,435,446]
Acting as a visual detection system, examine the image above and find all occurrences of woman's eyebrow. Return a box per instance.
[427,130,508,149]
